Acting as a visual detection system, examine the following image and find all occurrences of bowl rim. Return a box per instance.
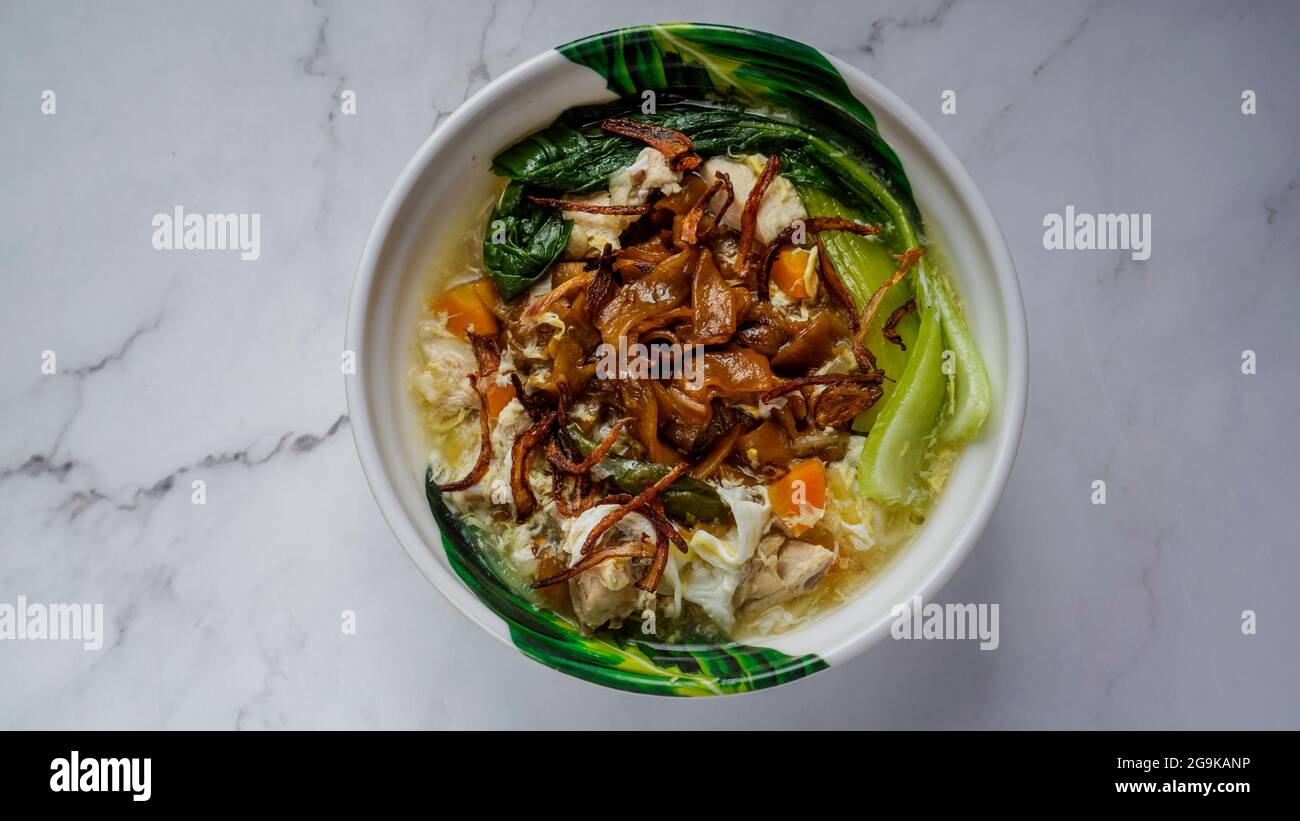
[345,24,1028,689]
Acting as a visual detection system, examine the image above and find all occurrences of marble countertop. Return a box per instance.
[2,0,1296,729]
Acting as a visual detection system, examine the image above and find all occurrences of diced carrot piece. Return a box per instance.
[772,248,812,300]
[768,458,827,536]
[484,383,515,422]
[469,277,501,311]
[433,280,500,338]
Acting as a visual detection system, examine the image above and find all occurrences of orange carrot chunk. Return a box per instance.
[484,383,516,422]
[433,280,500,338]
[771,248,813,300]
[768,458,827,536]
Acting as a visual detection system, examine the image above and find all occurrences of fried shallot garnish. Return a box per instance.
[509,411,557,522]
[812,382,884,427]
[584,244,617,321]
[550,468,602,517]
[521,272,594,325]
[510,373,553,421]
[734,154,781,281]
[641,500,688,554]
[545,417,632,474]
[760,372,883,404]
[578,462,689,556]
[635,500,687,593]
[857,246,924,344]
[467,332,500,376]
[436,374,493,492]
[756,217,881,300]
[527,196,651,216]
[882,298,917,351]
[635,512,669,593]
[529,540,657,589]
[600,118,701,172]
[680,172,734,245]
[815,241,877,371]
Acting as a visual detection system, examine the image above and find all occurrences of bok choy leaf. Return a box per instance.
[481,180,572,301]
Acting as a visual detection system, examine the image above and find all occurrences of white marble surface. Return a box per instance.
[1,0,1297,729]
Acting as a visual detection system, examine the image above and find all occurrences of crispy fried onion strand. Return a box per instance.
[636,499,689,592]
[681,171,734,245]
[734,154,781,281]
[883,298,917,351]
[584,244,617,321]
[545,417,632,474]
[436,374,493,492]
[467,332,500,376]
[527,196,651,216]
[510,373,553,421]
[578,462,689,556]
[857,247,924,344]
[760,372,883,404]
[551,471,610,516]
[756,217,881,300]
[812,382,884,427]
[529,539,657,590]
[509,411,557,522]
[643,499,688,554]
[521,272,594,324]
[547,384,600,515]
[600,118,701,172]
[815,241,877,372]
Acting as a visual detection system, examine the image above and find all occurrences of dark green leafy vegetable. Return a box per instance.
[491,123,643,195]
[558,23,912,201]
[493,100,918,227]
[482,181,572,301]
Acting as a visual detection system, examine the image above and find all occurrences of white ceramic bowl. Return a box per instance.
[346,25,1027,695]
